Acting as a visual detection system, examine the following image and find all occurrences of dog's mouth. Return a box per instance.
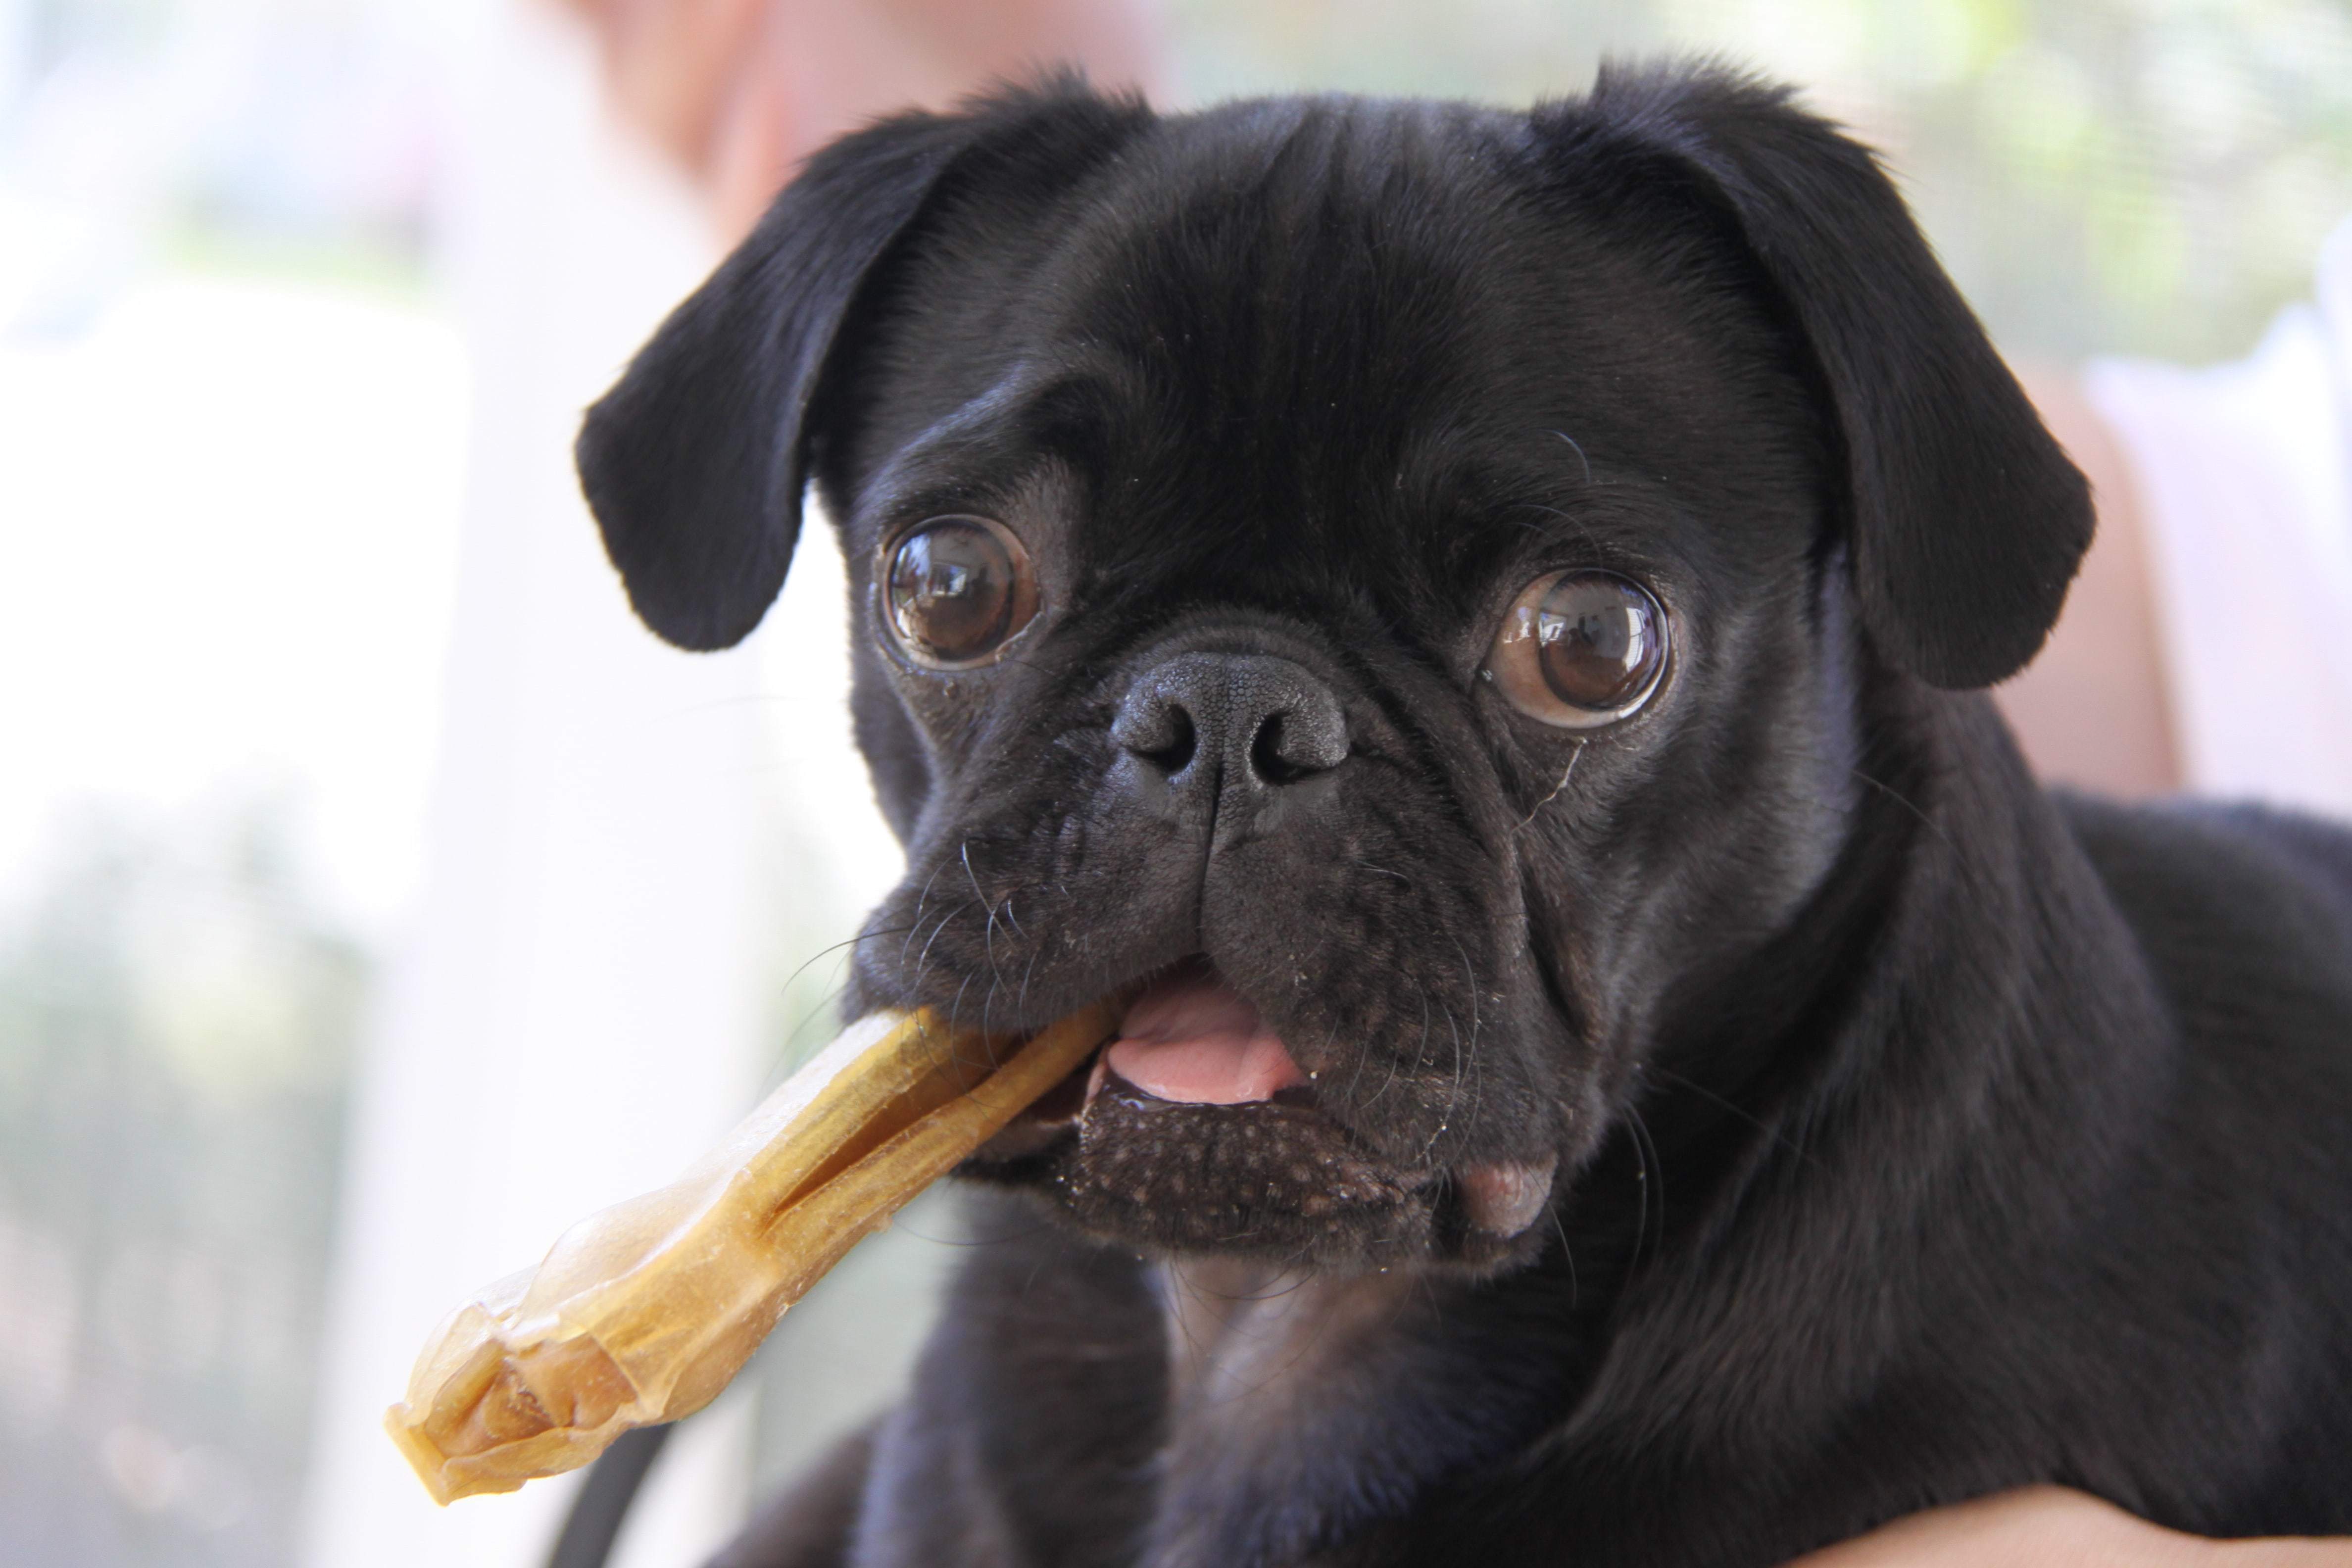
[965,958,1557,1263]
[1093,959,1320,1107]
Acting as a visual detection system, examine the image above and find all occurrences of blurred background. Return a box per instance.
[0,1,2347,1566]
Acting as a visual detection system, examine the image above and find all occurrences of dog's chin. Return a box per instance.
[956,959,1559,1271]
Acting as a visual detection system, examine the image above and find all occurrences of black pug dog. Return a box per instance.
[574,64,2352,1568]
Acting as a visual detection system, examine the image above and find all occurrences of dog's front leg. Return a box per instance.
[709,1425,878,1568]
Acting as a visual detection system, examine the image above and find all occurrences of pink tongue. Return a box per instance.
[1103,967,1307,1105]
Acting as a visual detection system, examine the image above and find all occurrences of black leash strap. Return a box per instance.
[544,1423,675,1568]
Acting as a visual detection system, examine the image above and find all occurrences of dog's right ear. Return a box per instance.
[577,83,1149,651]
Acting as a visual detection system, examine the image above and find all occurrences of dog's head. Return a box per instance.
[577,67,2089,1274]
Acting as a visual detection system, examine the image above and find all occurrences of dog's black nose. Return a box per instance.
[1112,654,1348,809]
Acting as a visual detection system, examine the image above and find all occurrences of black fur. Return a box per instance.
[576,66,2352,1568]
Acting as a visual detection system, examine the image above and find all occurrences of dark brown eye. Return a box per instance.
[1487,571,1668,728]
[882,515,1039,667]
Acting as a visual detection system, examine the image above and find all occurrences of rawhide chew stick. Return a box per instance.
[385,1002,1118,1504]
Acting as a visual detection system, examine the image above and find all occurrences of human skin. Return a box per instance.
[548,3,2346,1561]
[1996,368,2183,800]
[1785,1487,2352,1566]
[552,0,1168,238]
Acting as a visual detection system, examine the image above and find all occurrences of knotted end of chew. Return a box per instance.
[384,1004,1116,1503]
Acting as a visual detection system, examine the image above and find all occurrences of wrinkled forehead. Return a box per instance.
[1050,102,1528,440]
[846,99,1820,596]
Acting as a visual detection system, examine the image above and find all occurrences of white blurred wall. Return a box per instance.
[296,6,897,1566]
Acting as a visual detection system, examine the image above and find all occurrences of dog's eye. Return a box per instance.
[883,516,1040,668]
[1487,571,1668,728]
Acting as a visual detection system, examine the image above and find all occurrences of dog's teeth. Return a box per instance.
[1460,1156,1558,1236]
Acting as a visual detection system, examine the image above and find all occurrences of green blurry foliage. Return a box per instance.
[1171,0,2352,362]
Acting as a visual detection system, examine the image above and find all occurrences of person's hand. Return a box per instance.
[1783,1487,2352,1567]
[553,0,1166,239]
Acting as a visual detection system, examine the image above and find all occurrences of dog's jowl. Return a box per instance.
[576,66,2352,1568]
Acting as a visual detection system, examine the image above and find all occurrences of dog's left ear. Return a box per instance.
[1555,66,2094,689]
[577,82,1149,651]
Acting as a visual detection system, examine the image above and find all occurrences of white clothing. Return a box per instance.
[2086,220,2352,822]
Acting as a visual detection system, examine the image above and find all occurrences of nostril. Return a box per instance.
[1249,706,1346,785]
[1250,713,1309,784]
[1112,689,1200,776]
[1141,708,1197,775]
